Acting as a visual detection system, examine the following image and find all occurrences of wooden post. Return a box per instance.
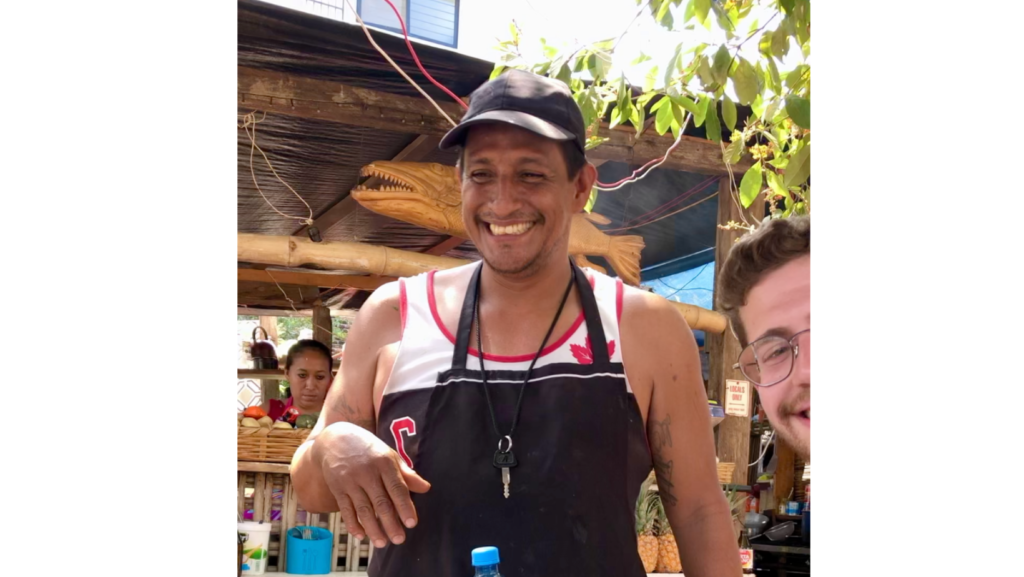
[312,304,332,350]
[708,177,765,484]
[773,438,796,512]
[259,316,279,411]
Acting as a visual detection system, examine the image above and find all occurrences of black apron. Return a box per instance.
[371,262,652,577]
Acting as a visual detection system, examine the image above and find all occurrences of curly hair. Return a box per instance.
[718,216,810,347]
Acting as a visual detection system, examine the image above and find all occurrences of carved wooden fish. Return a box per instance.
[351,161,646,286]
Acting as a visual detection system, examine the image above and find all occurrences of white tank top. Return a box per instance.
[383,265,631,397]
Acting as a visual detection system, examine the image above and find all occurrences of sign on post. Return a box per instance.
[724,379,751,418]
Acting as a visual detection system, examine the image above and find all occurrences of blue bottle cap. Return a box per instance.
[471,546,500,566]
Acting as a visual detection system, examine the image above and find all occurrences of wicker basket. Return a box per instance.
[717,462,737,484]
[238,426,312,463]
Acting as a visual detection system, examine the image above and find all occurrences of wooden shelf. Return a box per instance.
[237,368,338,380]
[238,368,287,380]
[238,461,291,474]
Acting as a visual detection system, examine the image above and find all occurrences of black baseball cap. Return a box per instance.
[439,69,586,153]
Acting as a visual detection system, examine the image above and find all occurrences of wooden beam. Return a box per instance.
[773,438,796,509]
[239,233,728,333]
[238,67,749,176]
[708,177,765,484]
[292,134,442,237]
[424,236,467,256]
[238,307,358,319]
[238,268,393,290]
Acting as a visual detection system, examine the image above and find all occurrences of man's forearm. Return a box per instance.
[289,438,339,513]
[669,499,742,577]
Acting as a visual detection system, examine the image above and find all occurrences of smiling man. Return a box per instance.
[718,216,811,461]
[290,70,740,577]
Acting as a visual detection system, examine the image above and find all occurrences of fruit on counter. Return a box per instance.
[654,489,683,573]
[240,417,261,428]
[635,472,659,572]
[243,407,267,419]
[272,421,293,430]
[257,416,274,428]
[295,414,317,429]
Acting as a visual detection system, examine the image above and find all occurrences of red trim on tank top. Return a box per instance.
[399,278,408,333]
[616,279,624,324]
[427,268,593,363]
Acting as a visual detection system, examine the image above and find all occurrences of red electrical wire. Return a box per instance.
[374,0,681,189]
[624,175,718,226]
[381,0,469,109]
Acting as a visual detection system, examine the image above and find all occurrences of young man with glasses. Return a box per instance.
[718,216,810,461]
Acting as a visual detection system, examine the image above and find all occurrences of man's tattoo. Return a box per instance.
[336,393,376,432]
[653,456,679,507]
[650,414,673,451]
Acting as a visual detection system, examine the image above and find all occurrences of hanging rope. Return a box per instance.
[239,111,315,226]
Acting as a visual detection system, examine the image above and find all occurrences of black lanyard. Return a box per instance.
[473,264,575,451]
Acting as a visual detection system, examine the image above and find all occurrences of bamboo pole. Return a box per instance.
[238,233,728,334]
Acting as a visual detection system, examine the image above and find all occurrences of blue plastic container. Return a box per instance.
[285,526,333,575]
[472,546,502,577]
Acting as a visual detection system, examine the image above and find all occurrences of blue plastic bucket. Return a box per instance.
[285,526,333,575]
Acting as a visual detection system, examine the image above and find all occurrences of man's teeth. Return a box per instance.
[489,222,535,236]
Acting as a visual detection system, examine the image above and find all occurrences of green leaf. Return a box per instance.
[632,101,645,136]
[771,26,791,58]
[766,59,782,93]
[785,95,810,129]
[722,95,737,132]
[593,37,616,52]
[556,63,572,86]
[783,143,810,188]
[673,95,704,126]
[739,162,763,208]
[664,43,682,87]
[632,52,653,66]
[697,55,715,89]
[609,104,623,129]
[695,0,711,25]
[683,0,696,23]
[656,100,674,135]
[759,30,774,57]
[656,0,673,24]
[711,45,731,85]
[780,0,795,13]
[785,64,809,92]
[490,65,505,81]
[638,91,660,109]
[644,65,660,93]
[724,137,745,165]
[750,93,766,119]
[766,170,790,199]
[650,96,671,112]
[704,96,721,143]
[711,1,735,33]
[762,96,780,122]
[731,59,759,106]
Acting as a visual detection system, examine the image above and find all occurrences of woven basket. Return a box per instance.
[238,426,312,463]
[717,462,737,484]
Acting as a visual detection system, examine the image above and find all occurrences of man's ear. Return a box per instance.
[572,163,598,212]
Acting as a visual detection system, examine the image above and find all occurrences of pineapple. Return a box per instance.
[653,479,683,573]
[635,472,659,573]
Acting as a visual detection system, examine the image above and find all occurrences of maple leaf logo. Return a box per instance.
[570,336,615,364]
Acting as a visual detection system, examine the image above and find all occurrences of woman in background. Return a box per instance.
[268,339,333,421]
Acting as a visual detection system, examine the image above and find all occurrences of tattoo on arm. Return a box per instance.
[650,414,672,450]
[653,457,679,508]
[335,392,376,432]
[650,413,679,507]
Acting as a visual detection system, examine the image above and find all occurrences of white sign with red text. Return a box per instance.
[724,379,751,417]
[739,548,754,570]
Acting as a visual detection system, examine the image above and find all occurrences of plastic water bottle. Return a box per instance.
[471,546,502,577]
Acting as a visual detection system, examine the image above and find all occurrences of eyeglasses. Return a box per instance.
[732,328,810,387]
